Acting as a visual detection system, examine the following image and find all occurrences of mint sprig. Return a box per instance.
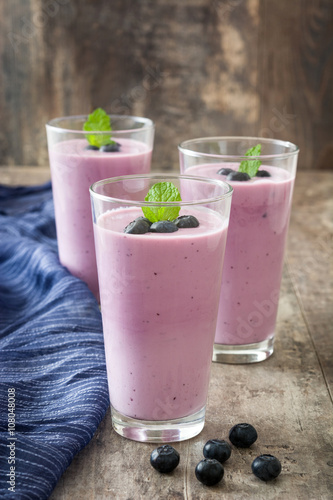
[238,144,262,177]
[83,108,115,147]
[142,182,181,222]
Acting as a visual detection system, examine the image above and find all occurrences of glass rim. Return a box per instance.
[89,173,233,207]
[46,114,154,134]
[178,136,299,160]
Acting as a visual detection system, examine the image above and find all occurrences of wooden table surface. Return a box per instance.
[1,167,333,499]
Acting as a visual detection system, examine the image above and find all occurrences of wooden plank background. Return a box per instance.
[0,0,332,172]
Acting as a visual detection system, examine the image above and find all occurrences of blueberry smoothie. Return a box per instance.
[186,163,295,347]
[48,138,152,299]
[94,206,228,421]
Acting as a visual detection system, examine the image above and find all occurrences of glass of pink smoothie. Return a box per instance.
[46,115,154,301]
[90,174,233,442]
[179,137,299,364]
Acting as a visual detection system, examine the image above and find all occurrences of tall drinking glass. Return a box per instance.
[90,174,233,442]
[179,137,299,363]
[46,115,154,300]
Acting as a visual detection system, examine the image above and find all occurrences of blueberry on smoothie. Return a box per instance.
[195,459,224,486]
[229,423,258,448]
[124,217,151,234]
[173,215,199,228]
[150,220,178,233]
[227,171,251,182]
[256,170,271,177]
[251,454,282,481]
[217,167,234,176]
[150,445,180,473]
[85,144,99,151]
[100,142,121,152]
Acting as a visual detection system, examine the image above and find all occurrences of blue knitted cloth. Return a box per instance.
[0,183,109,499]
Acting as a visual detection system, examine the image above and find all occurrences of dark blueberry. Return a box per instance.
[217,167,234,176]
[137,216,152,227]
[150,220,178,233]
[99,142,121,152]
[203,439,232,464]
[150,444,180,473]
[85,144,99,150]
[124,217,151,234]
[251,454,282,481]
[229,423,258,448]
[195,459,224,486]
[173,215,199,228]
[226,171,251,182]
[256,170,271,177]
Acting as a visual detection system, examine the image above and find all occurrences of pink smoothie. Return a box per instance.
[186,164,295,345]
[49,138,152,299]
[94,206,228,421]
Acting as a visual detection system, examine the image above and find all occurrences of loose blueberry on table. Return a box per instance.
[195,458,224,486]
[229,423,258,448]
[251,454,282,481]
[203,439,232,464]
[150,445,180,473]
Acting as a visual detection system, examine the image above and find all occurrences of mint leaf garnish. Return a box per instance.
[142,182,182,222]
[238,144,262,177]
[83,108,115,147]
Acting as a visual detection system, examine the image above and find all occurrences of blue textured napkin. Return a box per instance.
[0,183,109,499]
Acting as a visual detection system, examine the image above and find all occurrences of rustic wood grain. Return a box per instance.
[287,171,333,398]
[0,0,332,172]
[257,0,333,171]
[3,168,330,499]
[0,166,51,186]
